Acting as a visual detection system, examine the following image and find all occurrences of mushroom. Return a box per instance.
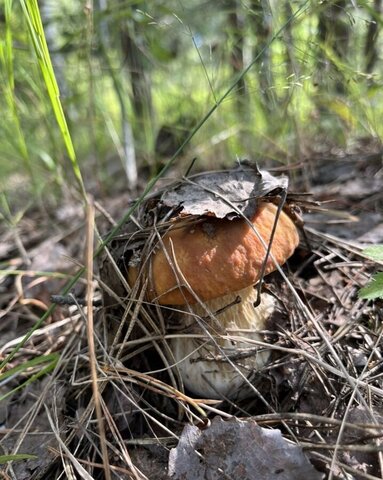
[128,202,299,399]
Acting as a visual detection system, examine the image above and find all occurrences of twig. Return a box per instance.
[85,196,111,480]
[50,294,102,307]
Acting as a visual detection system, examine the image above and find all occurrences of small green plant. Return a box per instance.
[359,245,383,300]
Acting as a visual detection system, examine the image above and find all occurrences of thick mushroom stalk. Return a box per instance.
[171,286,275,399]
[128,202,299,399]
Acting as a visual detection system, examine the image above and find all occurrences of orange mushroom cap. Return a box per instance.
[129,202,299,305]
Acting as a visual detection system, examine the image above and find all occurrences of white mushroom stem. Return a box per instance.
[170,286,275,400]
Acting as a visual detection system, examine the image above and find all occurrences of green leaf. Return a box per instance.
[363,245,383,262]
[0,454,37,464]
[359,272,383,300]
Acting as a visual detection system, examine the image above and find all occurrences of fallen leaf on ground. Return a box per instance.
[168,416,324,480]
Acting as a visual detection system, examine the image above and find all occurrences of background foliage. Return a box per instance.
[1,0,382,205]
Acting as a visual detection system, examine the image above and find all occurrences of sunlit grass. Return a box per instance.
[1,1,381,193]
[0,0,35,192]
[19,0,86,200]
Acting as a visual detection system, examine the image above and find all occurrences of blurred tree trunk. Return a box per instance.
[250,0,274,113]
[283,1,297,79]
[283,0,303,161]
[97,0,137,189]
[226,0,246,113]
[317,0,350,94]
[120,15,154,157]
[364,0,382,74]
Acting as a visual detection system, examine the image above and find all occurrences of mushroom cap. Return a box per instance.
[129,202,299,305]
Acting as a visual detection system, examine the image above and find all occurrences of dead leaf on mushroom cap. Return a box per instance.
[159,163,289,220]
[99,162,304,310]
[168,416,324,480]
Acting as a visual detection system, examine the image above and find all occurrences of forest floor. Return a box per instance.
[1,142,383,480]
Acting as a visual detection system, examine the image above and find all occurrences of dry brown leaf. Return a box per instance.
[168,416,324,480]
[161,163,288,219]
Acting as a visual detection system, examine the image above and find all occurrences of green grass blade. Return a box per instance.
[18,0,86,199]
[1,0,35,189]
[0,454,38,464]
[0,353,59,402]
[0,353,59,382]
